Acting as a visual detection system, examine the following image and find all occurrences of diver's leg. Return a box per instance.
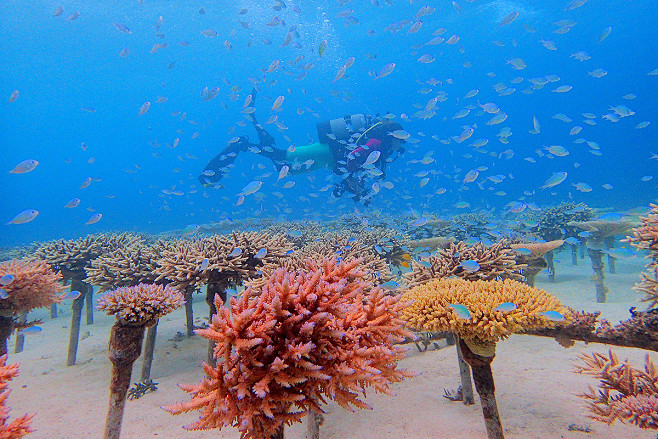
[198,136,252,186]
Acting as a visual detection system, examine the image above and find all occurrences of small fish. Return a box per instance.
[8,90,19,103]
[271,96,285,111]
[240,180,263,196]
[53,6,64,17]
[599,26,612,42]
[85,213,102,225]
[199,258,210,271]
[364,151,381,165]
[498,11,519,27]
[513,248,533,256]
[459,260,481,272]
[0,289,7,299]
[553,85,572,93]
[9,159,39,174]
[578,231,593,238]
[228,248,242,258]
[114,23,132,34]
[18,326,42,335]
[318,39,328,57]
[0,275,14,286]
[375,62,395,80]
[138,101,150,116]
[61,290,81,300]
[64,198,81,208]
[6,209,39,225]
[411,217,429,228]
[541,171,567,189]
[449,304,471,319]
[288,231,302,238]
[254,248,267,259]
[540,310,565,322]
[381,280,399,290]
[181,224,200,236]
[494,302,517,312]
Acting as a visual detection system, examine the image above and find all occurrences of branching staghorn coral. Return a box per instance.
[635,267,658,309]
[155,232,293,291]
[403,240,525,289]
[97,283,185,326]
[0,355,34,438]
[529,202,593,241]
[250,233,392,290]
[85,240,171,292]
[624,203,658,255]
[575,350,658,430]
[164,258,412,439]
[98,284,184,439]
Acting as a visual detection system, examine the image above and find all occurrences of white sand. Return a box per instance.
[6,247,654,438]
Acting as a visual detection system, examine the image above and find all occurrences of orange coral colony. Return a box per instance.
[164,258,412,439]
[0,355,34,438]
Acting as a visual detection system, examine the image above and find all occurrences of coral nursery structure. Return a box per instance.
[165,258,412,439]
[402,278,569,439]
[97,283,185,439]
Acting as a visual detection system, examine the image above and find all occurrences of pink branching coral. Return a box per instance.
[96,283,185,326]
[625,203,658,254]
[164,258,412,439]
[0,260,64,314]
[575,350,658,429]
[0,355,34,438]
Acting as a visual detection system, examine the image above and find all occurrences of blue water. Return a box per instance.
[1,0,656,246]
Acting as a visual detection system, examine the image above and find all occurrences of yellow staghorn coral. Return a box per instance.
[575,350,658,430]
[401,278,569,355]
[97,283,185,326]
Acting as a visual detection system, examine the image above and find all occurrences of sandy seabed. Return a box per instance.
[6,248,655,439]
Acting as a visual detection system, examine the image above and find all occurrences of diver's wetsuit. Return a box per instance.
[198,112,285,187]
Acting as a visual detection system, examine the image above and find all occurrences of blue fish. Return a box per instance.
[513,248,533,256]
[228,248,242,258]
[418,252,431,258]
[0,289,7,299]
[449,303,471,319]
[285,249,294,255]
[578,231,593,238]
[61,290,81,300]
[199,258,210,271]
[564,237,580,245]
[493,302,517,312]
[380,280,399,290]
[595,212,624,221]
[418,261,432,268]
[254,248,267,259]
[19,326,42,335]
[288,231,302,238]
[0,274,14,286]
[540,310,565,322]
[459,260,481,272]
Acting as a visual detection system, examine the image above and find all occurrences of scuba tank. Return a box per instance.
[316,114,374,144]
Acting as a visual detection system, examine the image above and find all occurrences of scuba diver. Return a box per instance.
[198,90,406,204]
